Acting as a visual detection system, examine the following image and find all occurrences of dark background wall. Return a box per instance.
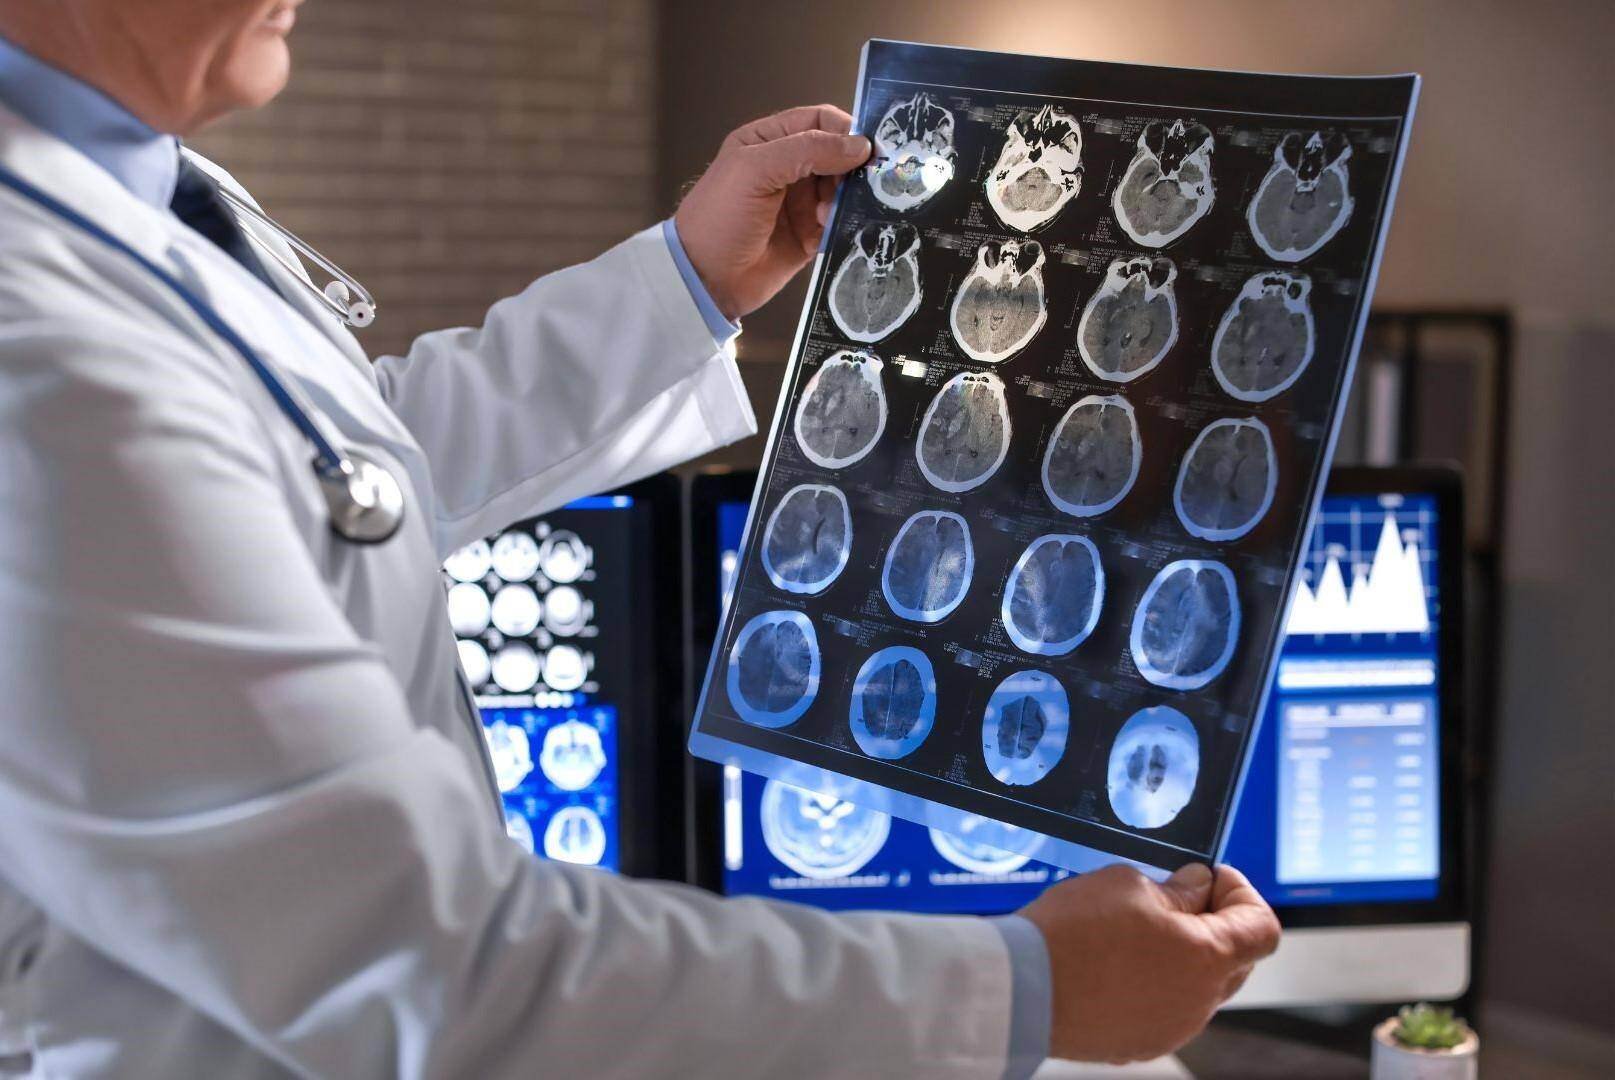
[659,0,1615,1057]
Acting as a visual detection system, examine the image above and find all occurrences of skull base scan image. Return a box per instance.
[442,492,668,875]
[691,41,1417,875]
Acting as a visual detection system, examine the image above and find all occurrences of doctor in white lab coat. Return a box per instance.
[0,2,1279,1077]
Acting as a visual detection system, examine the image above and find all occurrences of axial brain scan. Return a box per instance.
[1041,394,1142,517]
[929,815,1046,875]
[1173,417,1277,541]
[828,223,923,343]
[848,645,937,760]
[491,530,540,583]
[762,484,853,595]
[446,581,491,636]
[443,538,492,583]
[538,719,607,791]
[881,510,974,623]
[949,239,1048,364]
[542,644,588,692]
[1248,130,1355,262]
[1107,706,1201,829]
[760,779,891,879]
[1130,560,1240,690]
[1001,534,1104,657]
[727,610,820,727]
[981,669,1071,787]
[866,91,957,214]
[1112,119,1216,247]
[537,531,589,584]
[490,583,541,637]
[1076,256,1180,383]
[484,719,534,793]
[457,639,490,688]
[793,350,888,469]
[915,372,1012,493]
[492,642,542,693]
[543,805,607,866]
[986,104,1083,232]
[541,585,588,636]
[504,809,536,855]
[1211,272,1316,402]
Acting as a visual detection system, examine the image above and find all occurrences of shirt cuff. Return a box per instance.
[990,914,1052,1080]
[661,218,741,348]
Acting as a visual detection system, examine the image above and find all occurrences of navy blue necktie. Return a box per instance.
[169,159,280,293]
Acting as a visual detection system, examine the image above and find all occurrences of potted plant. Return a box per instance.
[1371,1003,1479,1079]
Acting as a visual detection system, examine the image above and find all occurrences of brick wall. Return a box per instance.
[191,0,658,360]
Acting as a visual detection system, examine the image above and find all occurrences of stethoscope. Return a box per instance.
[0,162,405,544]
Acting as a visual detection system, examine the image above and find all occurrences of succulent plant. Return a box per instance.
[1392,1003,1470,1051]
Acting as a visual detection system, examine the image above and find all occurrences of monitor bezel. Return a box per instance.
[684,465,1468,929]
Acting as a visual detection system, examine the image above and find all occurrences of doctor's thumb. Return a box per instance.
[747,130,871,189]
[1158,862,1215,915]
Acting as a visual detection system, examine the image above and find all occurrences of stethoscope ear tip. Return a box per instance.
[347,302,376,328]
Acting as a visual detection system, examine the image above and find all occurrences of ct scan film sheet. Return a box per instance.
[690,41,1418,877]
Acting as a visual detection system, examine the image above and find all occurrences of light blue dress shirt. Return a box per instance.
[0,32,1050,1077]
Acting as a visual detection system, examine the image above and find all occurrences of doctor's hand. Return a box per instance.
[1021,863,1280,1065]
[674,105,870,320]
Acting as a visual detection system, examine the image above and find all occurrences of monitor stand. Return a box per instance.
[1035,1055,1192,1078]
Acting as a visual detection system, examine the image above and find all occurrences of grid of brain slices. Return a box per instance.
[916,372,1011,492]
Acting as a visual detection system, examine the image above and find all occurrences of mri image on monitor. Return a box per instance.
[693,468,1461,929]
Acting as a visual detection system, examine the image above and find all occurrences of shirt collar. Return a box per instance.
[0,34,179,208]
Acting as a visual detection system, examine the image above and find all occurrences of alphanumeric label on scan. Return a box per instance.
[692,40,1418,873]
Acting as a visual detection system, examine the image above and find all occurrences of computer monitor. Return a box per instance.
[443,474,685,880]
[687,466,1470,1003]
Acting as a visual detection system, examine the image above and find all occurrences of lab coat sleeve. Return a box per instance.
[0,323,1017,1078]
[372,224,758,557]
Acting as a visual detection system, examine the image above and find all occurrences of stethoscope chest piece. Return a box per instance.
[319,447,405,544]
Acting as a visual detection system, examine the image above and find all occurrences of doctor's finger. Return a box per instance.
[729,103,855,147]
[1201,867,1281,963]
[784,179,823,255]
[742,129,871,191]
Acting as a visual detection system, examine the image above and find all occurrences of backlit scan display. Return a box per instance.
[691,41,1418,876]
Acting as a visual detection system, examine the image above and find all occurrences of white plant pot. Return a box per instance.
[1371,1017,1479,1080]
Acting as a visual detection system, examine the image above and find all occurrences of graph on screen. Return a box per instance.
[1287,501,1435,638]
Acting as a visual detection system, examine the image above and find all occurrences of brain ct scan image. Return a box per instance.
[492,642,542,693]
[490,583,541,637]
[761,484,853,596]
[1041,394,1142,518]
[1211,272,1316,402]
[828,223,923,343]
[541,585,589,636]
[491,530,541,583]
[1001,534,1104,657]
[881,510,974,623]
[543,805,608,866]
[981,669,1071,787]
[542,644,588,692]
[1076,256,1180,383]
[949,239,1048,364]
[986,104,1083,232]
[726,610,821,727]
[443,538,492,583]
[1112,119,1216,247]
[929,815,1046,875]
[1248,130,1355,262]
[457,639,490,688]
[504,809,536,855]
[537,531,590,585]
[1173,416,1277,541]
[866,91,957,214]
[760,779,891,879]
[446,581,491,637]
[484,719,534,793]
[538,719,608,791]
[915,371,1012,493]
[1107,706,1201,829]
[1130,560,1240,691]
[793,349,888,469]
[848,645,938,760]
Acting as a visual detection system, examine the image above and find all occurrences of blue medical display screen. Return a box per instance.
[442,494,643,874]
[715,489,1443,913]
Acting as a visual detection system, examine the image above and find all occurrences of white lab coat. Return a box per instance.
[0,105,1017,1078]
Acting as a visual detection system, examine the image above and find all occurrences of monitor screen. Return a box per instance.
[444,492,666,874]
[707,481,1445,914]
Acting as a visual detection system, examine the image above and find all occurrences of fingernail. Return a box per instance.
[1168,862,1214,891]
[845,134,871,158]
[816,201,831,226]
